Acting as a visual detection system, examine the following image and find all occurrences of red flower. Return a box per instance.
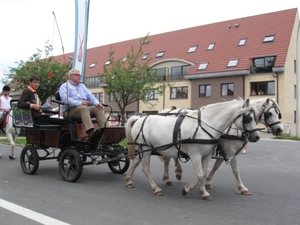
[48,72,53,78]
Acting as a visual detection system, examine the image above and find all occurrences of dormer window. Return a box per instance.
[122,57,127,63]
[156,51,165,58]
[207,43,215,50]
[188,46,197,53]
[89,62,97,68]
[198,62,208,70]
[239,38,247,46]
[142,53,149,60]
[104,60,111,65]
[227,59,239,67]
[263,35,275,43]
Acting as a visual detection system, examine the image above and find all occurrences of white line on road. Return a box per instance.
[0,198,70,225]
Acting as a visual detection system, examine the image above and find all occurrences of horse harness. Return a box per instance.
[130,108,255,163]
[259,100,282,130]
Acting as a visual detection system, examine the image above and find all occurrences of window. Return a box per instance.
[104,60,111,65]
[171,65,190,81]
[227,59,239,67]
[251,56,276,73]
[250,81,275,95]
[221,83,234,96]
[188,46,197,53]
[170,87,188,99]
[145,89,158,100]
[93,92,103,102]
[199,85,211,97]
[122,57,127,63]
[148,68,166,81]
[263,35,275,43]
[142,53,149,60]
[294,60,297,74]
[89,62,97,68]
[294,85,297,99]
[85,76,103,88]
[207,43,215,50]
[156,51,165,58]
[109,92,116,102]
[198,62,208,70]
[238,38,247,46]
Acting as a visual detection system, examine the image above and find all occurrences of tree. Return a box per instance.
[5,41,71,104]
[102,35,171,119]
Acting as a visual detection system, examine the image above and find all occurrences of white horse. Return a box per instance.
[125,99,260,200]
[0,110,17,159]
[160,98,284,195]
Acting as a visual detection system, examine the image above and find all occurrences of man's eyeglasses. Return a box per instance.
[72,74,82,77]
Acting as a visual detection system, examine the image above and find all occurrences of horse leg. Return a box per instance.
[174,158,183,181]
[205,158,224,189]
[162,157,174,186]
[7,129,16,160]
[230,158,251,195]
[182,153,212,200]
[125,156,142,188]
[141,154,163,196]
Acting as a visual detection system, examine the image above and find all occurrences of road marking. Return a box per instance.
[0,198,70,225]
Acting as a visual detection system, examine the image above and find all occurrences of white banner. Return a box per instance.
[73,0,90,82]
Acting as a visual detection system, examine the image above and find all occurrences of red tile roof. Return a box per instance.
[55,8,297,78]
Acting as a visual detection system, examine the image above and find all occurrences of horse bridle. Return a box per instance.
[259,100,282,129]
[234,108,260,138]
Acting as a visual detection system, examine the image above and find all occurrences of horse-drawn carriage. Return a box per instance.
[10,99,130,182]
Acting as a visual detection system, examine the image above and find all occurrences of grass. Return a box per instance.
[0,137,27,145]
[273,134,300,141]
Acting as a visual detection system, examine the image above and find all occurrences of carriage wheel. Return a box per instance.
[20,146,39,175]
[59,149,83,182]
[107,155,130,174]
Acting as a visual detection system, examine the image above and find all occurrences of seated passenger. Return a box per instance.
[17,75,43,121]
[59,69,106,138]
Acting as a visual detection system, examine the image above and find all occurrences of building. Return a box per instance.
[54,8,300,135]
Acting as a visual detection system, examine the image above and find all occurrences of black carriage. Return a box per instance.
[11,100,129,182]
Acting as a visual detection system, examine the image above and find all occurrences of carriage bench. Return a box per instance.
[11,101,62,147]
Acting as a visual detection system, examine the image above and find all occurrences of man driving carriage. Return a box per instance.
[59,69,106,139]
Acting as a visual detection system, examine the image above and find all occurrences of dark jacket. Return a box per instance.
[17,88,42,120]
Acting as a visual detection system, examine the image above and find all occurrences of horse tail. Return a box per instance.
[126,116,139,160]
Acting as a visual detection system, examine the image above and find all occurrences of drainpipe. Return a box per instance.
[296,20,300,136]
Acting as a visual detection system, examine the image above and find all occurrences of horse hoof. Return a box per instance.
[203,195,213,201]
[182,188,188,196]
[9,154,15,160]
[126,183,135,188]
[176,174,182,181]
[241,190,252,195]
[166,181,174,186]
[205,184,213,189]
[154,191,163,196]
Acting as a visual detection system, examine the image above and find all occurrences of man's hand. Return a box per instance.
[95,103,104,109]
[81,100,89,106]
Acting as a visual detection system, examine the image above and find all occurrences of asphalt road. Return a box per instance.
[0,139,299,225]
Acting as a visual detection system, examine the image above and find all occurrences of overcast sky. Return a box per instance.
[1,0,300,89]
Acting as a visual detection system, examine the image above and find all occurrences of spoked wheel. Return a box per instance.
[59,149,83,182]
[107,154,130,174]
[20,146,39,175]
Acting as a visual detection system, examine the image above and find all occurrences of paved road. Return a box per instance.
[0,139,299,225]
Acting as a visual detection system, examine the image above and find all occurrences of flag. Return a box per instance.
[73,0,90,82]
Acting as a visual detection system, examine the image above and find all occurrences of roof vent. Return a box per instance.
[227,25,232,29]
[234,23,239,27]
